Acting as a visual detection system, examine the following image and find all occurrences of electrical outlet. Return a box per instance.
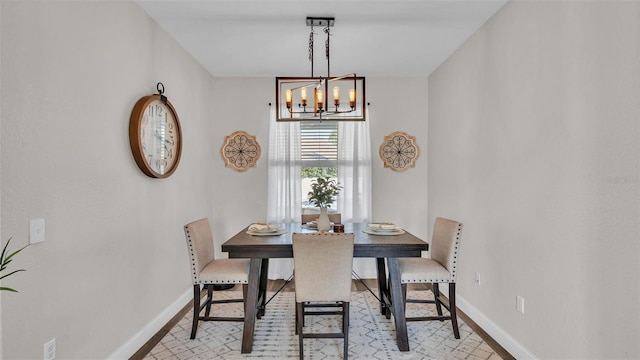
[516,295,525,314]
[44,338,56,360]
[475,272,481,286]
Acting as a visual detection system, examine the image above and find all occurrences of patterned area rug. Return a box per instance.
[144,290,502,359]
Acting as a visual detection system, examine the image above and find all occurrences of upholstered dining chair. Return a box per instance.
[183,218,250,339]
[301,213,342,224]
[397,217,464,339]
[292,232,354,360]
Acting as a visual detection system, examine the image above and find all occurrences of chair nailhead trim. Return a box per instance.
[449,223,462,281]
[185,227,200,284]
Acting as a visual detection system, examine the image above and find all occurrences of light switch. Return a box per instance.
[516,295,525,314]
[29,218,45,244]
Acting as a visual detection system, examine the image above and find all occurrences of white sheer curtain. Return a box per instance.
[266,108,301,279]
[266,107,374,279]
[337,110,373,222]
[337,107,375,277]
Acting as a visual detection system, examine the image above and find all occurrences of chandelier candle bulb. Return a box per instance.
[333,86,340,106]
[349,88,356,108]
[301,87,307,106]
[316,89,323,110]
[285,89,293,108]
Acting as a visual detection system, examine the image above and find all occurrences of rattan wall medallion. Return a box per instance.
[220,131,261,172]
[379,131,420,172]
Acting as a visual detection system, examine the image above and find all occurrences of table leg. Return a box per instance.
[387,257,410,351]
[241,258,262,353]
[376,258,388,315]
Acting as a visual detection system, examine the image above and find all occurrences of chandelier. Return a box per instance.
[276,17,366,121]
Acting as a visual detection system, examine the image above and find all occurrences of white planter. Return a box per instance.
[316,207,331,231]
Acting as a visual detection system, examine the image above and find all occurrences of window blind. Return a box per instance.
[300,121,338,166]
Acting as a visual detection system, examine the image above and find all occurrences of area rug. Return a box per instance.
[143,290,502,359]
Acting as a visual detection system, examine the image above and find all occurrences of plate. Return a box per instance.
[246,228,288,236]
[253,227,278,233]
[367,223,397,230]
[362,227,405,236]
[248,223,280,232]
[370,227,398,233]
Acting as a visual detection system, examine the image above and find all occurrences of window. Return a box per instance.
[301,121,338,212]
[267,111,371,225]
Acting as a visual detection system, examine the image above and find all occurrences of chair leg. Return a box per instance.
[204,284,214,317]
[343,302,350,360]
[295,300,299,335]
[190,284,201,339]
[401,283,408,314]
[432,283,444,318]
[385,277,392,319]
[296,302,304,359]
[449,283,460,339]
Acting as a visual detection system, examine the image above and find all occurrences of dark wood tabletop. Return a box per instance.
[221,222,429,354]
[222,222,428,258]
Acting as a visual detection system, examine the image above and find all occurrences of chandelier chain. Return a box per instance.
[324,25,331,78]
[324,25,331,60]
[308,25,314,77]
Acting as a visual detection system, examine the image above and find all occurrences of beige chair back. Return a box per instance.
[292,232,354,302]
[301,213,342,224]
[184,218,216,284]
[430,217,464,281]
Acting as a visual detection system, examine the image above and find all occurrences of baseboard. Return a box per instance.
[455,292,537,359]
[107,287,192,359]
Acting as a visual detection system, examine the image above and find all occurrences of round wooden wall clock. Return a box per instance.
[379,131,420,172]
[220,131,261,172]
[129,83,182,178]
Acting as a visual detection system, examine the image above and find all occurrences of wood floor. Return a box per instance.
[130,280,515,360]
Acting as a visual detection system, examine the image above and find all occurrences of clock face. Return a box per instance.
[140,99,180,175]
[129,95,182,178]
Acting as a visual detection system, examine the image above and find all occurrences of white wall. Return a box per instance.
[210,78,272,250]
[428,1,639,358]
[369,78,429,240]
[1,1,215,358]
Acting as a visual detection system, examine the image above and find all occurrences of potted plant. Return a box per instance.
[307,177,341,231]
[1,237,27,292]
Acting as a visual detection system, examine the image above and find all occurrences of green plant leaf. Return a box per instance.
[0,269,26,281]
[307,176,342,208]
[0,237,27,293]
[4,245,28,263]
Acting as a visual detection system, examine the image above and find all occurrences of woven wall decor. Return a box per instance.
[220,131,261,172]
[379,131,420,172]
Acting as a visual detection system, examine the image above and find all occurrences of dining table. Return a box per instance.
[221,222,429,353]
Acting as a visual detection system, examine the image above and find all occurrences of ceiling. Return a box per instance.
[135,0,507,78]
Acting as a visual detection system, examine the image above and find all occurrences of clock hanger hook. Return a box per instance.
[156,82,168,104]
